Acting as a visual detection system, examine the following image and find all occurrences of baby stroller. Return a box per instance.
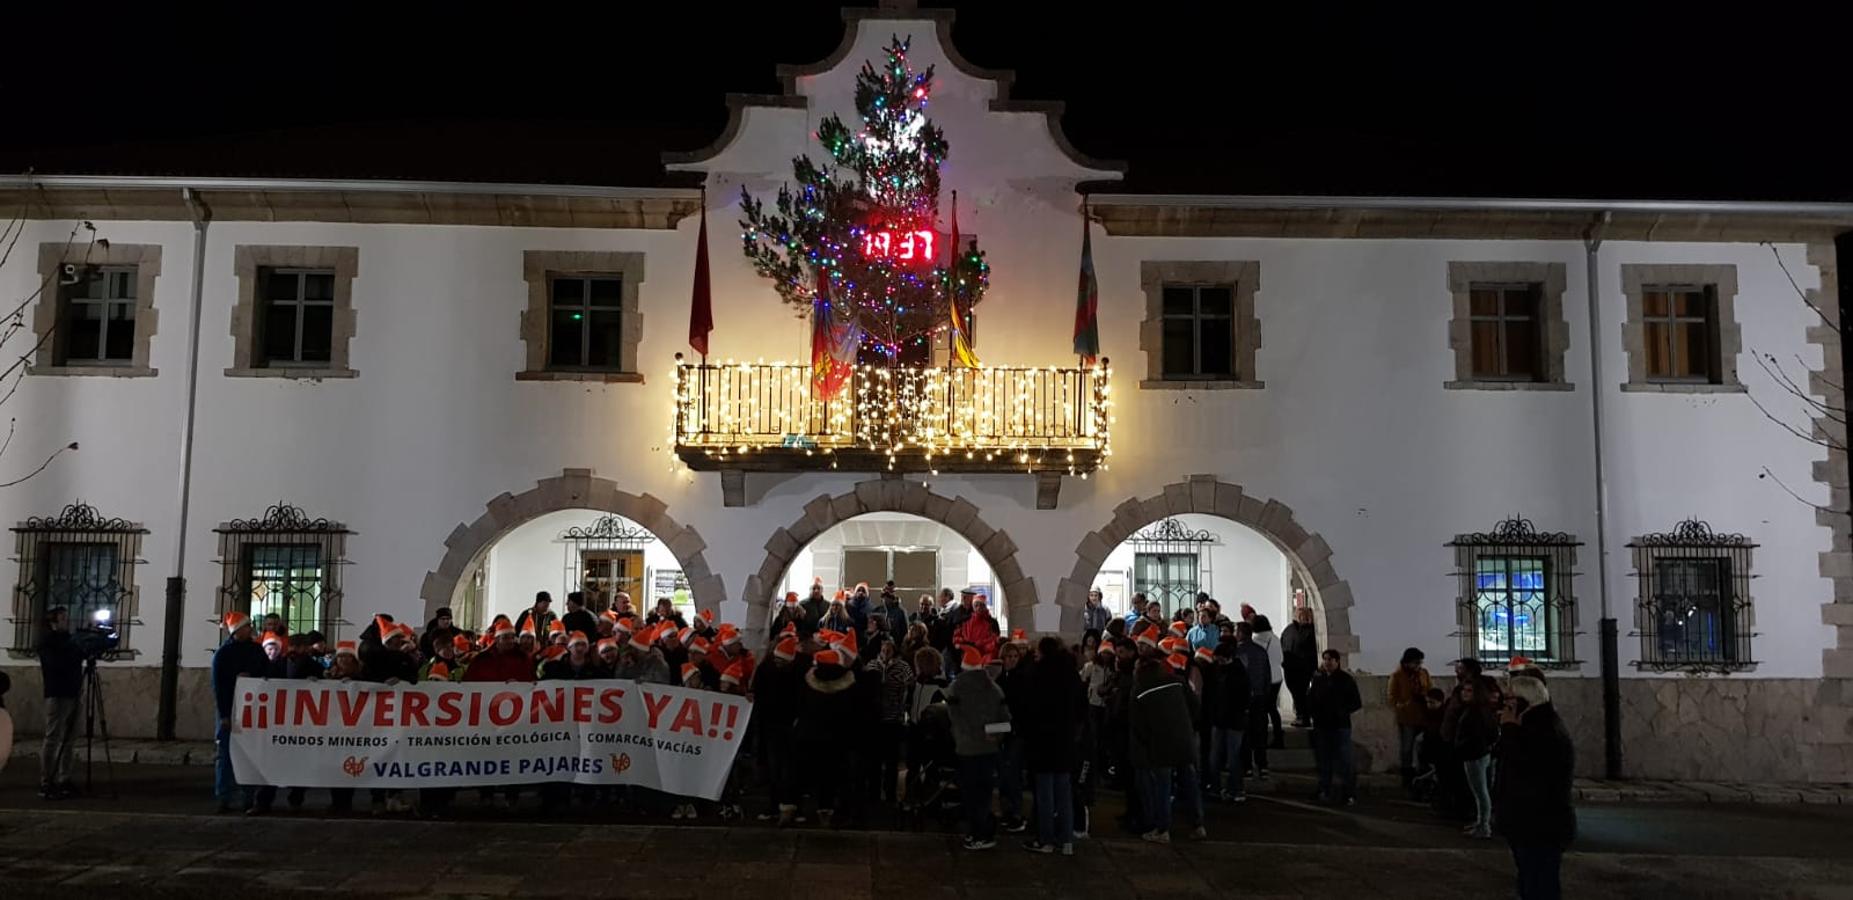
[902,682,961,826]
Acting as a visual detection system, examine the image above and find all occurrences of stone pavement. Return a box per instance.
[0,807,1850,900]
[13,738,1853,804]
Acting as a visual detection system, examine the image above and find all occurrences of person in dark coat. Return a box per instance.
[879,591,909,648]
[1495,675,1575,900]
[418,607,460,659]
[846,584,873,637]
[1020,637,1085,853]
[1448,675,1500,837]
[992,639,1031,834]
[1232,622,1272,778]
[559,593,598,643]
[797,584,829,638]
[786,649,866,828]
[1279,603,1318,727]
[754,633,807,823]
[211,612,269,813]
[1207,640,1251,801]
[1129,654,1201,843]
[35,607,86,800]
[1307,649,1363,805]
[513,592,556,640]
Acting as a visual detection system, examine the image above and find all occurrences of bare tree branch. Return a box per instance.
[0,441,76,489]
[1760,466,1840,514]
[1746,386,1847,453]
[1766,243,1836,330]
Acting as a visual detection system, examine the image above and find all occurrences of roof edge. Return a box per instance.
[665,4,1123,175]
[1082,190,1853,218]
[0,174,702,199]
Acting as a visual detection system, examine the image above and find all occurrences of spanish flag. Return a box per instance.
[946,192,979,368]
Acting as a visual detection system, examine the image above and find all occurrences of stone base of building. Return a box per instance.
[0,665,216,743]
[1349,674,1853,783]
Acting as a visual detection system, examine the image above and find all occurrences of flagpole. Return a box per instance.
[699,186,707,365]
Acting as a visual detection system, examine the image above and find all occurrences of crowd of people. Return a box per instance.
[32,579,1574,892]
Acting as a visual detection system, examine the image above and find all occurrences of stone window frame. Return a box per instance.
[518,250,646,383]
[1625,519,1758,674]
[1619,263,1744,393]
[1446,517,1583,670]
[226,245,359,379]
[1444,261,1573,391]
[30,242,161,377]
[1137,260,1262,390]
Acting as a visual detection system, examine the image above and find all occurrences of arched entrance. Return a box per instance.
[1056,475,1359,657]
[740,478,1035,640]
[419,468,723,624]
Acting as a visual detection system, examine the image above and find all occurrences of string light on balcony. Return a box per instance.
[668,356,1112,475]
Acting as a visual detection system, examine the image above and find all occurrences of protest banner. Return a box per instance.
[229,677,750,800]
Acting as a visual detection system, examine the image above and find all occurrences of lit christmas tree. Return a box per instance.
[739,36,989,365]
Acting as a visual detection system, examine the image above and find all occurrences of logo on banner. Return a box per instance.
[611,753,632,774]
[343,756,367,777]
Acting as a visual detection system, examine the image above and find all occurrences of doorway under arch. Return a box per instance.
[740,478,1036,642]
[1056,475,1360,657]
[419,468,724,625]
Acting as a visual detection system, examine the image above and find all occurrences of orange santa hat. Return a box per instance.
[773,635,800,662]
[960,644,989,671]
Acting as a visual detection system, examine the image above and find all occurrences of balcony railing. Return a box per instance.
[672,357,1112,474]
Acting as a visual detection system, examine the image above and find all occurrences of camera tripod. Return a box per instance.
[80,656,116,797]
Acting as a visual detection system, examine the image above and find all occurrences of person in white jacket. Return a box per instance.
[1251,614,1286,749]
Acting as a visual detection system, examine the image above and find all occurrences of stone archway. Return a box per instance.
[740,477,1036,638]
[420,468,723,621]
[1056,474,1360,657]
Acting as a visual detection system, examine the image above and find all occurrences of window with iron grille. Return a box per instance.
[1628,519,1756,672]
[548,275,625,371]
[9,502,146,655]
[257,268,337,367]
[1160,284,1237,379]
[1447,518,1580,666]
[56,265,139,365]
[1641,285,1720,383]
[1467,283,1543,381]
[215,503,351,645]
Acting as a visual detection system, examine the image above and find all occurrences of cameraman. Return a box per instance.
[36,606,83,800]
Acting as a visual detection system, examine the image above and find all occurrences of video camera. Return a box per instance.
[72,609,121,661]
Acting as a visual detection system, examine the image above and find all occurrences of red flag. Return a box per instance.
[1073,204,1100,364]
[688,198,713,358]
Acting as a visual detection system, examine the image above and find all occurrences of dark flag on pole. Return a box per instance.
[1072,203,1100,364]
[688,194,714,359]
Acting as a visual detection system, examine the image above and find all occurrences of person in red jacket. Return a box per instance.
[954,599,1001,662]
[462,620,535,810]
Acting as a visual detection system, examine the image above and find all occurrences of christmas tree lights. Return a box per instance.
[739,36,990,360]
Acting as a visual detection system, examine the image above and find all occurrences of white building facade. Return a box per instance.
[3,8,1849,783]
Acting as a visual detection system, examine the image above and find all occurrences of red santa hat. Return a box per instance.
[567,630,589,647]
[831,628,858,662]
[372,614,394,637]
[784,591,799,607]
[1135,626,1161,649]
[779,622,798,639]
[717,624,742,646]
[1166,652,1189,672]
[813,649,844,668]
[831,590,847,604]
[629,624,659,651]
[261,631,283,648]
[688,636,711,657]
[961,644,989,671]
[1193,646,1216,665]
[613,616,634,635]
[1239,603,1256,619]
[1009,628,1028,646]
[519,618,538,638]
[452,634,472,654]
[601,608,620,624]
[1168,620,1189,638]
[384,625,412,646]
[773,635,800,662]
[681,662,702,685]
[720,660,747,687]
[334,640,358,658]
[698,608,716,625]
[1507,655,1534,671]
[493,619,516,637]
[425,661,452,681]
[1160,636,1187,655]
[541,645,568,661]
[223,611,253,633]
[596,637,620,655]
[673,627,694,645]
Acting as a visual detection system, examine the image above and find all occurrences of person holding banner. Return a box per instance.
[212,611,269,814]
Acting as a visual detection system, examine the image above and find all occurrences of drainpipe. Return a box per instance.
[157,188,210,741]
[1583,212,1622,780]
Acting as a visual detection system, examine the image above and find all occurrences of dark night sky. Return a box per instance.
[5,2,1848,200]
